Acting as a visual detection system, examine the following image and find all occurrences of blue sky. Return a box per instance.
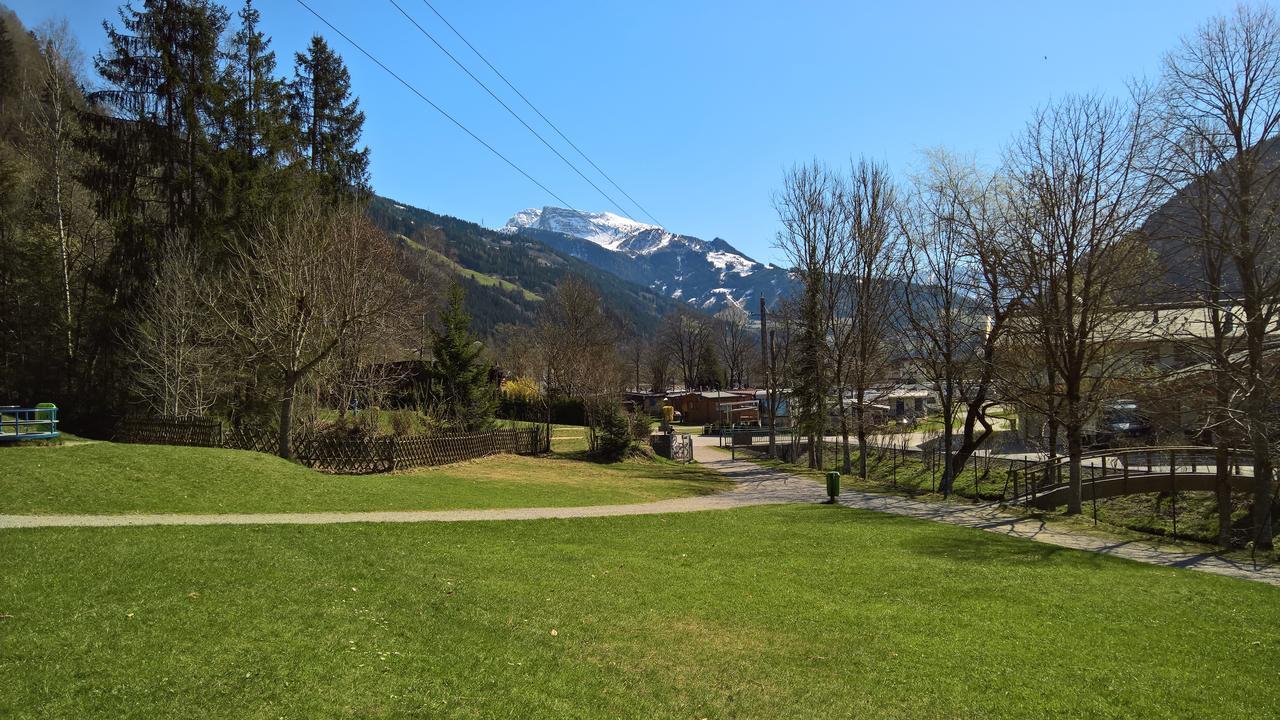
[5,0,1245,263]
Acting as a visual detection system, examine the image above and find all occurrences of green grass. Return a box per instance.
[0,441,728,515]
[1,505,1277,718]
[763,445,1280,555]
[420,246,542,301]
[505,421,592,454]
[762,444,1011,501]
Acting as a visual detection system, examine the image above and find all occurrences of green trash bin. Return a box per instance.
[825,471,840,503]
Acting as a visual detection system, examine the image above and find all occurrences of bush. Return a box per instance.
[352,406,380,437]
[594,407,633,461]
[629,411,654,441]
[388,409,416,436]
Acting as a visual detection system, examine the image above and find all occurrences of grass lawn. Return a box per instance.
[1,505,1277,718]
[0,441,728,515]
[757,444,1011,501]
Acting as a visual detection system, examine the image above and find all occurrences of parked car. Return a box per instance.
[1090,400,1152,447]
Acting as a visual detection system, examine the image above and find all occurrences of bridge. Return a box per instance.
[1007,446,1255,510]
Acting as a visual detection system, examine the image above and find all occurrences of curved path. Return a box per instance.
[2,437,1277,586]
[0,450,821,529]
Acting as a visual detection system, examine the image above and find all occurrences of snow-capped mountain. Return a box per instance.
[501,207,794,313]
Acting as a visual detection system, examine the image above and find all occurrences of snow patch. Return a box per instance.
[502,206,659,252]
[706,251,758,276]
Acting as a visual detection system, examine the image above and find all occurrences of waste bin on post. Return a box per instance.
[825,471,840,503]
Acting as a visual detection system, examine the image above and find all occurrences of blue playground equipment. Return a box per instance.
[0,404,60,441]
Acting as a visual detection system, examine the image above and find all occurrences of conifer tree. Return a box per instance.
[215,0,292,230]
[0,18,15,115]
[289,35,369,198]
[90,0,229,298]
[429,285,496,431]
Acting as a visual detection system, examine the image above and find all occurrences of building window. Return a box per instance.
[1224,309,1234,333]
[914,398,924,412]
[1151,308,1160,324]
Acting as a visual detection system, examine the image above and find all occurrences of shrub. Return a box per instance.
[594,407,633,461]
[353,406,381,437]
[388,409,416,436]
[629,411,654,441]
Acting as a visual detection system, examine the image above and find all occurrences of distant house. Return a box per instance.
[754,389,794,427]
[624,391,674,417]
[672,390,759,426]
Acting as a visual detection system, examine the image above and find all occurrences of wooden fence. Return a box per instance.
[116,416,546,474]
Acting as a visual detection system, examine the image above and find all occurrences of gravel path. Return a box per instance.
[2,438,1276,586]
[0,454,820,529]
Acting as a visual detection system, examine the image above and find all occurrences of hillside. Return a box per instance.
[366,196,695,337]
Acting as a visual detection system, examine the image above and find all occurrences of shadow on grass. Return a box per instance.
[548,449,732,496]
[806,503,1117,570]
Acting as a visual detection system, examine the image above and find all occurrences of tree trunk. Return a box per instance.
[1066,428,1083,515]
[1248,425,1274,550]
[855,401,868,480]
[839,403,852,475]
[939,412,955,498]
[950,406,993,483]
[1215,442,1232,548]
[277,374,296,459]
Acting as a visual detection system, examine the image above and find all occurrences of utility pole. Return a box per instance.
[761,296,777,457]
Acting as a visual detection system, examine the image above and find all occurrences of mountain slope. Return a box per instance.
[367,196,694,337]
[501,207,795,313]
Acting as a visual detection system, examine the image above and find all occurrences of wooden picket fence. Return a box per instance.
[116,416,546,474]
[116,416,223,447]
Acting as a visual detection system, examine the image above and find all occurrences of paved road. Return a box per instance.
[2,436,1276,586]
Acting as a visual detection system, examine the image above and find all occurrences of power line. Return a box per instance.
[418,0,664,227]
[293,0,577,210]
[388,0,636,220]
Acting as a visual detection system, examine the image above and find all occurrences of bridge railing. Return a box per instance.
[1006,445,1255,508]
[0,405,60,441]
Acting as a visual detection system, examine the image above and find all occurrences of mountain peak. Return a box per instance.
[500,205,793,314]
[501,206,661,252]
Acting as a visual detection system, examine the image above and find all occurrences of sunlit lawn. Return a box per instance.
[0,505,1277,718]
[0,440,727,515]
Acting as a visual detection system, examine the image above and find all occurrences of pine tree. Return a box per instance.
[429,285,496,432]
[0,17,15,112]
[289,35,369,198]
[215,0,292,231]
[90,0,229,297]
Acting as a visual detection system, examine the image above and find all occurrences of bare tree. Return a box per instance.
[644,334,671,393]
[1156,3,1280,548]
[714,304,754,388]
[211,202,406,458]
[774,161,839,468]
[660,308,710,391]
[1003,93,1163,515]
[122,235,216,417]
[832,158,902,478]
[899,150,1019,495]
[531,276,624,448]
[20,20,102,367]
[759,294,801,458]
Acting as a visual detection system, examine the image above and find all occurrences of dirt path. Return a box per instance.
[2,439,1276,586]
[0,454,820,529]
[689,439,1280,586]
